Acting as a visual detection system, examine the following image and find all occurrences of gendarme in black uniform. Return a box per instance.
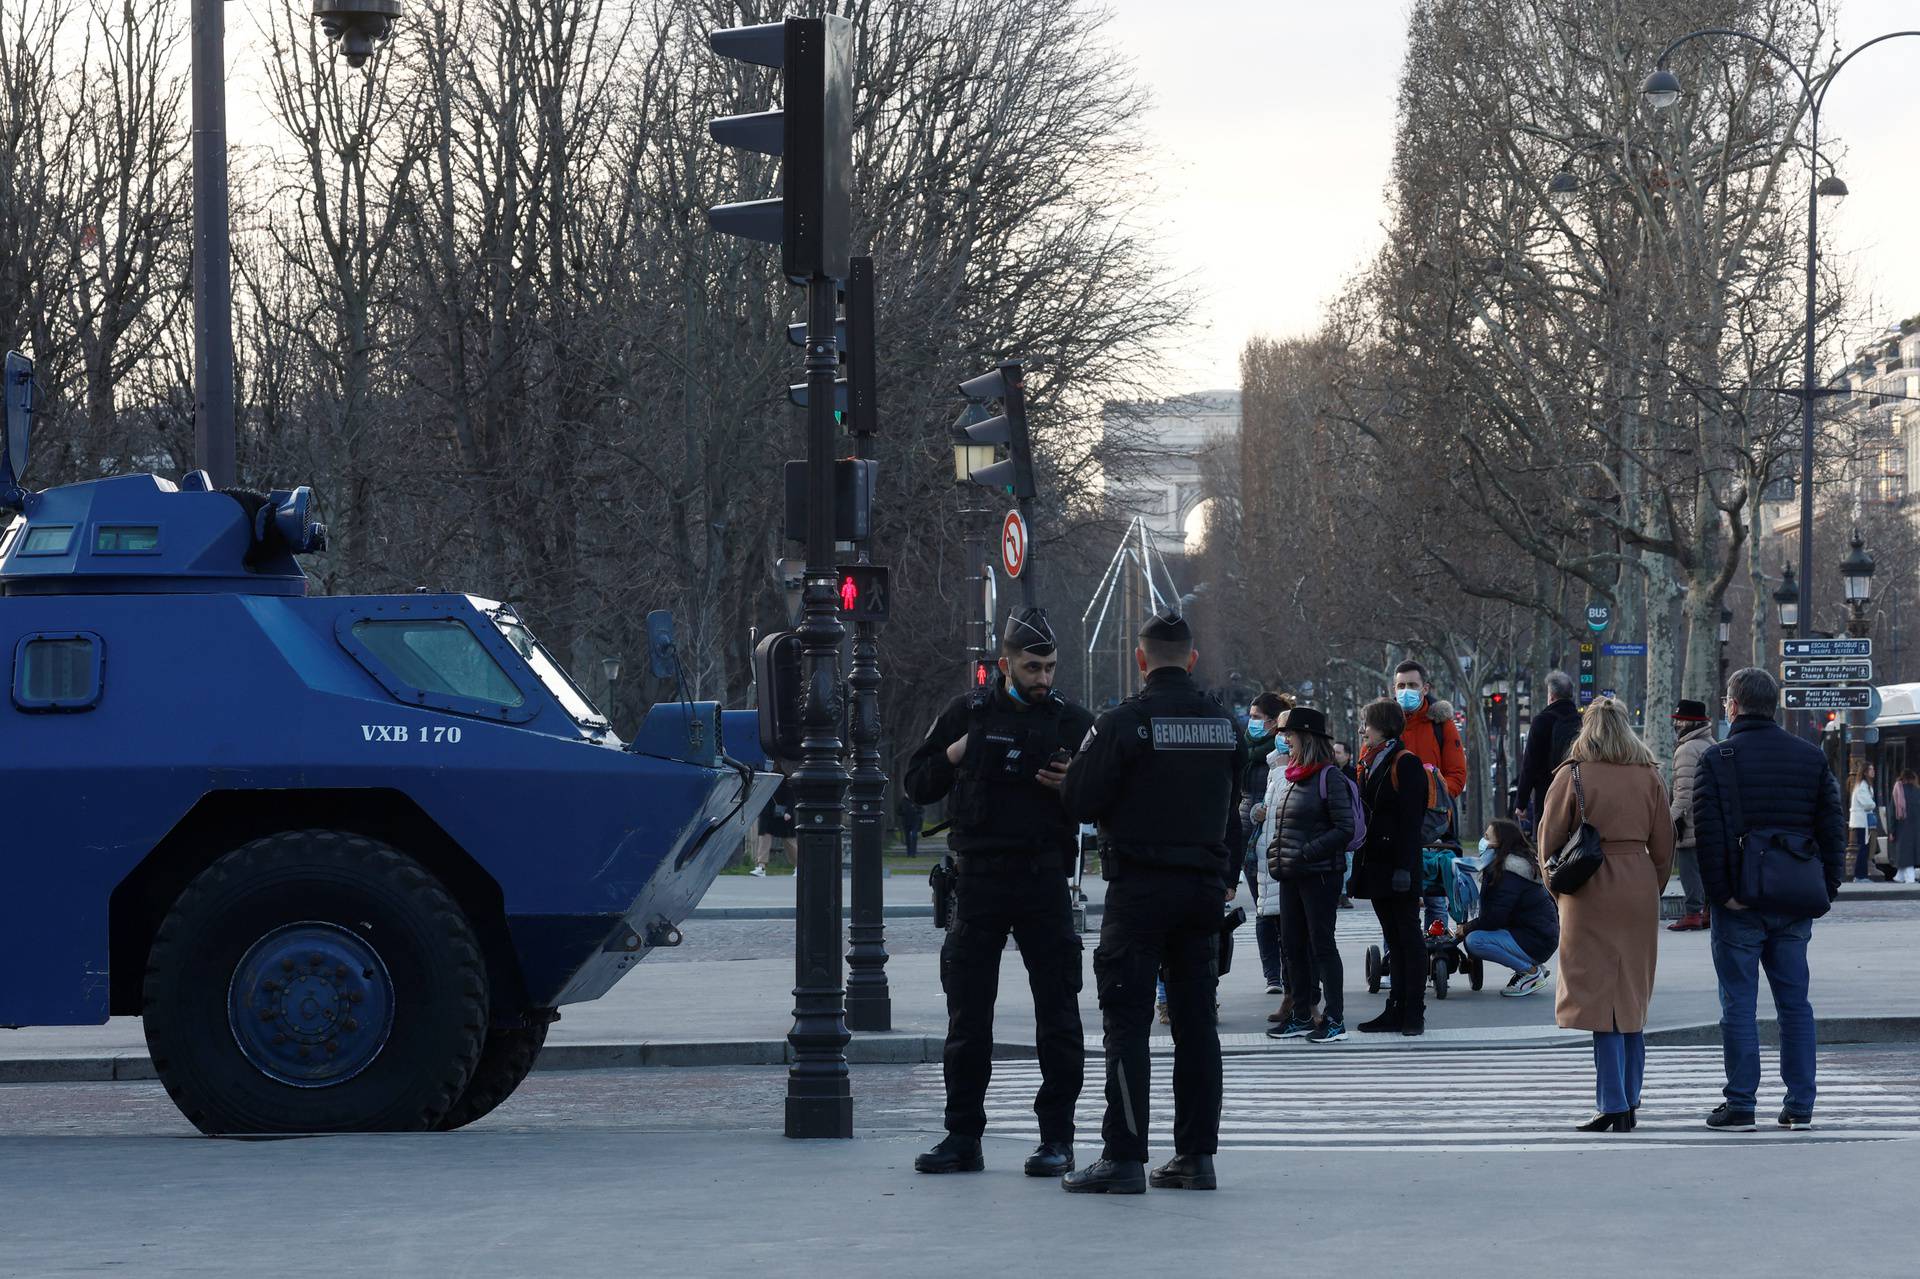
[904,608,1095,1177]
[1060,610,1245,1194]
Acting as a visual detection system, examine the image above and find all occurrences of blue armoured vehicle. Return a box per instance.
[0,352,777,1133]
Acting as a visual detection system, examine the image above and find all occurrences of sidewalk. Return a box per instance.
[6,893,1916,1083]
[690,865,1920,919]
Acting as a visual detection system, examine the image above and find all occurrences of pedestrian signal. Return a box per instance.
[835,564,889,622]
[972,658,993,688]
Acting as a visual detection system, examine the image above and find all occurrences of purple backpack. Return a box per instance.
[1317,767,1367,853]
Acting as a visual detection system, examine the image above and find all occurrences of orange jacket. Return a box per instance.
[1402,696,1467,797]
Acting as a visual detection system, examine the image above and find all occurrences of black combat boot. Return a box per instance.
[1357,997,1403,1034]
[1023,1141,1074,1176]
[913,1133,984,1173]
[1061,1158,1146,1194]
[1148,1154,1217,1190]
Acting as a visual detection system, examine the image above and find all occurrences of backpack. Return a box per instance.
[1388,753,1456,846]
[1317,766,1368,853]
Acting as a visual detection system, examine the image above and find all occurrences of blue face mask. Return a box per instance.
[1478,837,1495,856]
[1395,688,1423,712]
[1275,737,1291,756]
[1248,721,1269,739]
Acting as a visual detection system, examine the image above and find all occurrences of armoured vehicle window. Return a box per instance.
[94,524,160,552]
[0,517,19,556]
[20,525,74,555]
[349,620,525,708]
[488,610,608,728]
[15,634,101,709]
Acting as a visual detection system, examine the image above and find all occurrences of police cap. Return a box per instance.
[1003,607,1057,656]
[1138,609,1192,644]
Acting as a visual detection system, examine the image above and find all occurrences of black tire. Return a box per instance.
[1365,944,1382,994]
[142,830,489,1135]
[435,1016,553,1131]
[1431,956,1450,1000]
[1468,956,1485,992]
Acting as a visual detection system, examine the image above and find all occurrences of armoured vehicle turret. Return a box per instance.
[0,351,777,1133]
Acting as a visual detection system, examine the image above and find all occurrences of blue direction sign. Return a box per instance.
[1602,642,1647,657]
[1781,638,1870,659]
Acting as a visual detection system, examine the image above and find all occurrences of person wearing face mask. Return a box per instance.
[1240,692,1291,1001]
[904,607,1097,1178]
[1350,696,1430,1035]
[1390,661,1468,936]
[1455,819,1558,996]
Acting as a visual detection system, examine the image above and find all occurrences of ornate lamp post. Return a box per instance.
[1641,26,1920,649]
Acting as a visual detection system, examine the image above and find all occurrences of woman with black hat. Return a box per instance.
[1262,706,1357,1043]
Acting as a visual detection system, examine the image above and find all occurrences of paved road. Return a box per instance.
[2,1049,1917,1276]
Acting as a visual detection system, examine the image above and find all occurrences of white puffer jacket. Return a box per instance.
[1255,752,1291,917]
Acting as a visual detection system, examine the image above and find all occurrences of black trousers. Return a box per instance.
[1279,871,1344,1021]
[1093,867,1223,1162]
[1372,892,1425,1022]
[939,867,1085,1143]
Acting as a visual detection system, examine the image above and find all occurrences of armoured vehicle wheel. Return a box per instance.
[142,830,489,1135]
[434,1016,553,1131]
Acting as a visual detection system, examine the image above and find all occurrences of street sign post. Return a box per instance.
[1601,642,1647,657]
[1577,641,1596,706]
[1781,659,1872,684]
[1000,509,1028,578]
[1783,687,1874,711]
[1781,638,1871,659]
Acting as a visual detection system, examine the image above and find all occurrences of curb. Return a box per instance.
[690,886,1920,922]
[8,1018,1917,1085]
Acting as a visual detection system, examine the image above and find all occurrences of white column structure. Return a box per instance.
[1103,390,1241,557]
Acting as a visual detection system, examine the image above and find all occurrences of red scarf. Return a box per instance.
[1358,738,1398,779]
[1284,760,1326,784]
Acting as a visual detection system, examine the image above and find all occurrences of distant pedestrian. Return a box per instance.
[1666,699,1714,932]
[1514,671,1581,826]
[1351,696,1429,1037]
[1456,819,1557,996]
[1536,696,1674,1133]
[897,793,924,858]
[752,778,797,876]
[1692,668,1847,1132]
[1390,660,1465,934]
[1240,692,1290,1002]
[1332,740,1354,775]
[1260,706,1356,1044]
[1893,769,1920,883]
[1847,761,1877,883]
[1332,738,1357,908]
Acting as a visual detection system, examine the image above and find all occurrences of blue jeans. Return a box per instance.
[1710,907,1816,1115]
[1592,1031,1645,1112]
[1463,928,1536,975]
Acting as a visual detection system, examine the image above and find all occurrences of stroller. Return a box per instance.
[1363,845,1486,999]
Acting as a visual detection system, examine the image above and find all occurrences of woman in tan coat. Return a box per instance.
[1536,697,1675,1133]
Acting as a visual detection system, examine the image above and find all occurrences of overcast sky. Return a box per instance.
[1100,0,1920,395]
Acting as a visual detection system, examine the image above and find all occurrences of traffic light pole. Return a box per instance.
[785,271,854,1139]
[189,0,237,488]
[842,258,891,1033]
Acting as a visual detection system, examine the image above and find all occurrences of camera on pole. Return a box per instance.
[707,12,857,1141]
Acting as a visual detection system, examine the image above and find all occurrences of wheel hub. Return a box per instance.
[228,922,395,1087]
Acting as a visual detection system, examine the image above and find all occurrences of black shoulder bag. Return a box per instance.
[1707,745,1831,919]
[1545,763,1605,895]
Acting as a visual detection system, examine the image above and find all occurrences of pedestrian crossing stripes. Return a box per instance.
[883,1045,1918,1152]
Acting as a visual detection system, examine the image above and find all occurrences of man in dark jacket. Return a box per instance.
[903,608,1095,1177]
[1060,610,1244,1195]
[1240,691,1288,996]
[1514,670,1580,825]
[1667,700,1715,930]
[1690,667,1847,1132]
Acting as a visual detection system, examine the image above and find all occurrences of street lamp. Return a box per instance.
[1641,24,1920,647]
[1841,527,1876,611]
[190,2,406,491]
[601,654,621,730]
[1718,605,1732,698]
[1774,564,1801,634]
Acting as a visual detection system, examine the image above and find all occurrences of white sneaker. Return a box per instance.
[750,865,767,877]
[1266,983,1284,995]
[1503,966,1550,997]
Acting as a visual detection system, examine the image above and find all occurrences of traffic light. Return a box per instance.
[955,363,1035,498]
[835,564,890,622]
[752,630,805,762]
[706,16,854,283]
[972,657,994,689]
[783,459,875,542]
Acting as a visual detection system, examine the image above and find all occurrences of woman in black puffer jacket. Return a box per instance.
[1263,706,1356,1043]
